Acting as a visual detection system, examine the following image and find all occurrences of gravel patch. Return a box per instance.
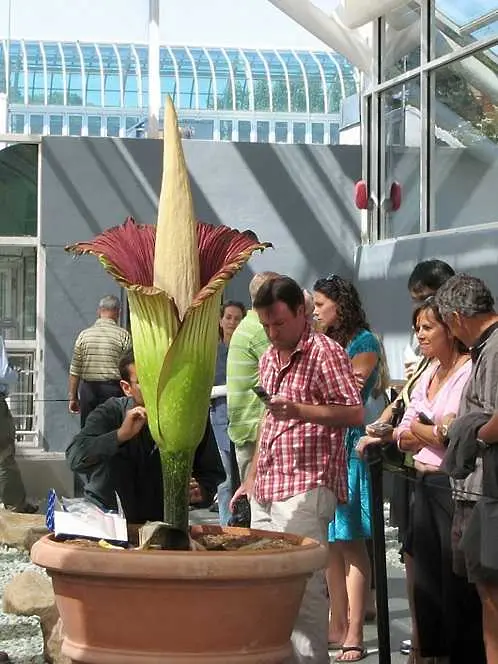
[0,547,45,663]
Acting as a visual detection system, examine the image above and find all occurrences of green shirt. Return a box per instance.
[227,310,269,447]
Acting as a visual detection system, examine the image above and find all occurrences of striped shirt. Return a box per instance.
[70,319,131,382]
[254,325,362,504]
[227,310,270,447]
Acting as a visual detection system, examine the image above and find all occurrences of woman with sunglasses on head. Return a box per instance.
[358,297,485,664]
[313,275,385,663]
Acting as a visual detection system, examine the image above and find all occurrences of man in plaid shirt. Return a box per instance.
[231,276,363,664]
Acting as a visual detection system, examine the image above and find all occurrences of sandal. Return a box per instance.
[328,640,344,650]
[335,646,367,662]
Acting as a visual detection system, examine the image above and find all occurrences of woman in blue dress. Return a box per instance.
[313,275,387,663]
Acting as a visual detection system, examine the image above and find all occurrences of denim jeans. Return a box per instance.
[209,399,233,526]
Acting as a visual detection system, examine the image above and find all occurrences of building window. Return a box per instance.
[0,247,37,440]
[275,122,288,143]
[220,120,232,141]
[431,49,498,232]
[238,121,251,142]
[330,123,340,145]
[68,115,83,136]
[311,123,324,144]
[382,79,421,239]
[49,115,63,136]
[0,145,37,237]
[126,116,139,131]
[0,248,36,341]
[88,116,102,137]
[257,121,269,143]
[10,114,25,134]
[180,119,214,141]
[29,115,44,135]
[106,116,121,137]
[293,122,306,144]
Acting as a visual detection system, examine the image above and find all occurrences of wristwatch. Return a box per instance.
[476,438,491,452]
[438,423,450,446]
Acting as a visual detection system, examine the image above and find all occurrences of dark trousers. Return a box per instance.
[74,380,123,496]
[413,473,485,663]
[0,396,26,509]
[79,379,123,427]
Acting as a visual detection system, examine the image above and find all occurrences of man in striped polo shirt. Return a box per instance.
[68,295,131,426]
[226,272,278,482]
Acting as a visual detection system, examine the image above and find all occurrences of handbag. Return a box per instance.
[379,397,414,473]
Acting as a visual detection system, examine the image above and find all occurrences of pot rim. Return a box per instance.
[31,526,328,580]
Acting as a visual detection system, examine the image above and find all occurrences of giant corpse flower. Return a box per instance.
[67,97,270,537]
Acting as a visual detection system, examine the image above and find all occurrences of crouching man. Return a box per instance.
[66,349,225,524]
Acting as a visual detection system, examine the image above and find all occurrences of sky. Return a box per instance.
[2,0,340,48]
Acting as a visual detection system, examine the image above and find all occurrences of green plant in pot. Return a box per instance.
[67,97,270,547]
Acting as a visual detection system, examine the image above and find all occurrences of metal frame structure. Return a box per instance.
[0,40,359,144]
[365,2,498,241]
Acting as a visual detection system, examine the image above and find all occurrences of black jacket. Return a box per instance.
[66,396,225,523]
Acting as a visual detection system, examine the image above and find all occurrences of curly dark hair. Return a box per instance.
[313,275,370,348]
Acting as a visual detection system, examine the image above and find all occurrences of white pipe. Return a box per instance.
[148,0,161,138]
[267,0,371,74]
[337,0,411,30]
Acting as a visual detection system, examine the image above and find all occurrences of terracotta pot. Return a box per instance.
[31,525,327,664]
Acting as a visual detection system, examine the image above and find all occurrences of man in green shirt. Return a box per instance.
[227,272,278,481]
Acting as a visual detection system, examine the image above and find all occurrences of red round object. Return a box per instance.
[390,181,402,211]
[354,180,369,210]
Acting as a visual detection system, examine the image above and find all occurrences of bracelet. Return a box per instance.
[433,424,438,439]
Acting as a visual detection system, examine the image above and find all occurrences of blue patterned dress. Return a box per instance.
[328,329,380,542]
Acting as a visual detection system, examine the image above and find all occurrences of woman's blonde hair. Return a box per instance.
[371,333,391,399]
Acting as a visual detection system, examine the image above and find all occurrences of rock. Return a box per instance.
[46,618,70,664]
[0,511,48,551]
[2,570,58,661]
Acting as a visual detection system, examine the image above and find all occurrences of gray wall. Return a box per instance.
[355,224,498,380]
[40,137,362,452]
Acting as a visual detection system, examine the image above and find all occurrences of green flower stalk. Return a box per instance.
[67,97,270,536]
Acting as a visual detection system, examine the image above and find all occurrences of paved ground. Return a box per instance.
[190,507,411,664]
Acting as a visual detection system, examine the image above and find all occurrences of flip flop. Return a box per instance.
[335,646,368,662]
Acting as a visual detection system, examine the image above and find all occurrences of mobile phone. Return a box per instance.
[252,386,271,404]
[417,412,434,426]
[367,422,394,437]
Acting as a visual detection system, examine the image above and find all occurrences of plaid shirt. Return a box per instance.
[254,325,361,504]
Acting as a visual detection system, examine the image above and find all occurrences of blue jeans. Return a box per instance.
[209,400,233,526]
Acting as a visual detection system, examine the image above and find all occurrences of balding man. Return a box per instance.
[227,272,279,482]
[68,295,131,426]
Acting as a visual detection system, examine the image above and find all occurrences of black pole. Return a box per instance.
[365,445,391,664]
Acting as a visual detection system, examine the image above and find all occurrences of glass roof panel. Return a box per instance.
[471,20,498,43]
[436,0,498,26]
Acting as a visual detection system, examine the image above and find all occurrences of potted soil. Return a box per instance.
[31,525,326,663]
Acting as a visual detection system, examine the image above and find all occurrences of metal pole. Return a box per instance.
[148,0,161,138]
[365,445,391,664]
